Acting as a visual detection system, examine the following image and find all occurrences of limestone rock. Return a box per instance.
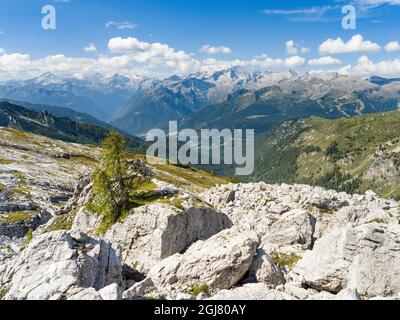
[335,288,361,300]
[98,283,122,300]
[67,287,103,300]
[4,231,122,300]
[70,207,103,235]
[104,204,232,273]
[293,223,400,297]
[149,227,259,291]
[123,278,156,299]
[210,283,295,300]
[247,248,285,287]
[265,209,316,249]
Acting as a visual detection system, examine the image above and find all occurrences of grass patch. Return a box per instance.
[11,187,31,198]
[271,252,301,269]
[95,212,122,236]
[370,218,385,224]
[170,198,185,211]
[153,163,231,190]
[0,212,33,223]
[24,228,33,246]
[47,213,74,232]
[188,284,210,297]
[0,288,6,300]
[0,158,13,165]
[318,208,336,215]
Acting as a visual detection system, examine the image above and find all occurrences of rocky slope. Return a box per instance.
[252,111,400,200]
[1,127,400,300]
[0,127,100,239]
[0,100,144,149]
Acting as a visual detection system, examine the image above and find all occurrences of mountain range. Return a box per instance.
[1,67,400,137]
[0,73,137,122]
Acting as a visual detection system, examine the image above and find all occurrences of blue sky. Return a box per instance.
[0,0,399,79]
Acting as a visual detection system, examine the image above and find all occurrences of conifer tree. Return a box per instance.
[91,131,144,222]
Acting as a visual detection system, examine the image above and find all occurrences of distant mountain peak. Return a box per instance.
[34,72,59,81]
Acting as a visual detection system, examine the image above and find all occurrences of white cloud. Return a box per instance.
[107,37,196,73]
[198,54,305,73]
[84,43,97,53]
[0,38,309,80]
[0,48,5,55]
[200,45,232,55]
[108,37,150,52]
[286,40,310,56]
[309,56,342,66]
[285,55,306,67]
[286,40,298,55]
[262,6,335,21]
[358,0,400,5]
[385,41,400,52]
[319,34,381,54]
[105,21,139,30]
[338,55,400,77]
[300,47,311,54]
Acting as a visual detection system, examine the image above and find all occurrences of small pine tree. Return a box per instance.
[91,131,146,225]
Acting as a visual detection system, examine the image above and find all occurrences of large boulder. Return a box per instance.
[292,223,400,297]
[104,203,232,273]
[247,248,285,287]
[148,227,259,292]
[210,283,295,300]
[3,231,122,300]
[264,209,316,249]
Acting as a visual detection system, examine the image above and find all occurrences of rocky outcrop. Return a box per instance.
[103,204,232,274]
[147,227,259,292]
[247,249,285,287]
[264,209,316,249]
[0,210,52,238]
[210,283,295,300]
[2,179,400,301]
[2,231,122,300]
[292,223,400,297]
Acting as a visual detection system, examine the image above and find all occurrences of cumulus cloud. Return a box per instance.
[200,45,232,55]
[309,56,342,66]
[105,21,139,30]
[197,53,305,73]
[336,55,400,77]
[108,37,150,52]
[285,55,306,67]
[385,41,400,52]
[84,43,97,53]
[106,37,197,74]
[319,34,381,54]
[0,37,342,81]
[286,40,298,55]
[286,40,310,56]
